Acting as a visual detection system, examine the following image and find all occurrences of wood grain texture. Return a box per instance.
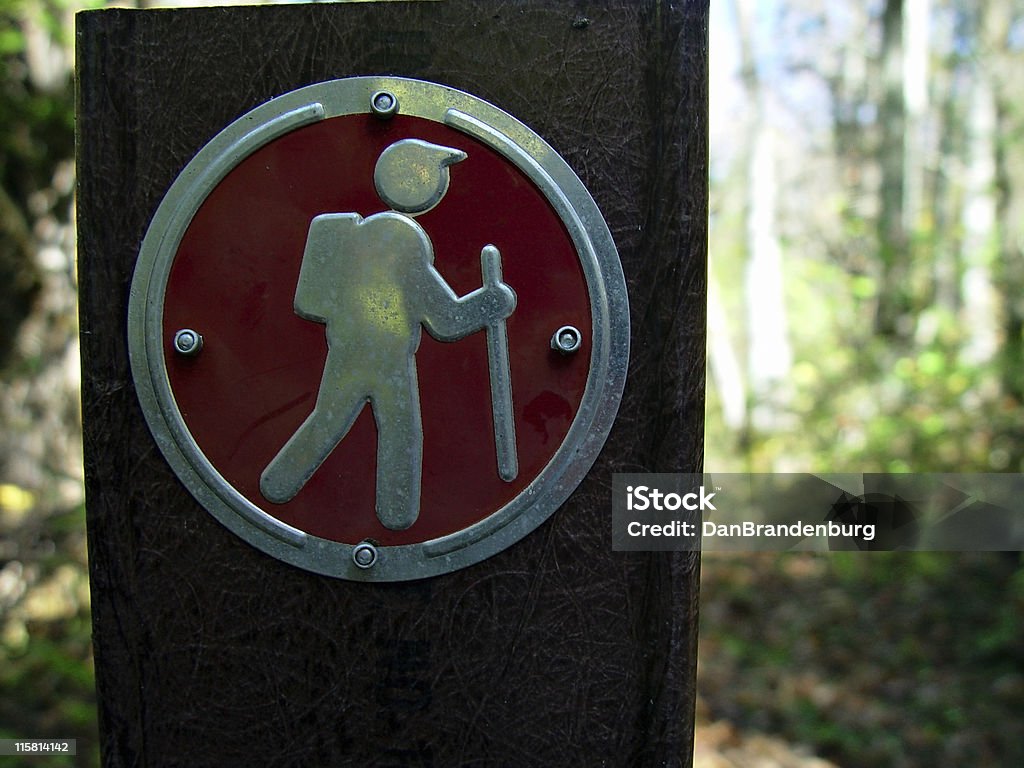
[77,2,708,765]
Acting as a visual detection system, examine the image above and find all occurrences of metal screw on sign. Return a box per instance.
[173,328,203,356]
[352,542,378,569]
[370,90,398,119]
[551,325,582,354]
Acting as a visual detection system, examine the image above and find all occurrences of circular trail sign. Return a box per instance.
[129,77,629,581]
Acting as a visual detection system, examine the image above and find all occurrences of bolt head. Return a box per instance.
[353,542,378,569]
[370,90,398,119]
[551,325,582,354]
[173,329,203,356]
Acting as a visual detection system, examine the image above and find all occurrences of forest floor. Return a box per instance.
[694,551,1024,768]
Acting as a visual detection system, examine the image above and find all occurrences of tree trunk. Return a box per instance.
[985,5,1024,408]
[732,0,792,433]
[707,272,745,431]
[959,58,999,365]
[745,124,792,424]
[874,0,910,339]
[902,0,930,235]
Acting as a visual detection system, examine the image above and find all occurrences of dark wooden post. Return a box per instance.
[77,2,707,765]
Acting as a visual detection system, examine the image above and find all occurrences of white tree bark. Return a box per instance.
[707,272,746,431]
[960,73,999,365]
[733,0,792,431]
[745,124,793,405]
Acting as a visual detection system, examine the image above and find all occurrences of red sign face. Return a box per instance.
[165,112,590,546]
[129,78,628,580]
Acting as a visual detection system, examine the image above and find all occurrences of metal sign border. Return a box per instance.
[128,76,630,581]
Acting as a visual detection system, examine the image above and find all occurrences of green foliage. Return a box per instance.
[1,504,99,767]
[0,0,75,181]
[708,255,1024,473]
[0,0,75,371]
[0,17,90,743]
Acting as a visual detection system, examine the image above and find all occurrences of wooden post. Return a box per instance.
[77,2,707,765]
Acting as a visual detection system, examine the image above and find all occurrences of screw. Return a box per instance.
[352,542,378,569]
[370,90,398,119]
[550,325,582,355]
[173,328,203,356]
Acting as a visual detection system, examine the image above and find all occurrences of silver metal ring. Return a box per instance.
[128,77,629,581]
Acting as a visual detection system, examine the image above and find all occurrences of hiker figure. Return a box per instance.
[260,139,516,530]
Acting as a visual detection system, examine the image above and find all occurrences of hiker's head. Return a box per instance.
[374,139,467,215]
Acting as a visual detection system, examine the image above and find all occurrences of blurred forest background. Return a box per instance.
[707,0,1024,473]
[0,1,1020,766]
